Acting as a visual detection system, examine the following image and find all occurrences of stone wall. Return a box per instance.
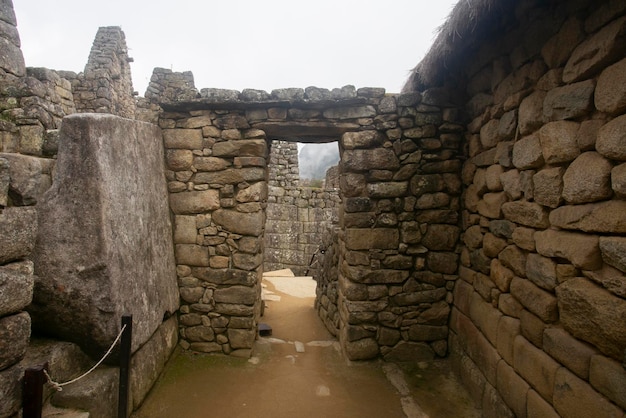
[420,1,626,416]
[71,26,136,118]
[144,80,463,362]
[264,140,340,276]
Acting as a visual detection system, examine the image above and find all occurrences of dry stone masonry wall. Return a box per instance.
[264,140,340,276]
[144,80,464,362]
[416,1,626,416]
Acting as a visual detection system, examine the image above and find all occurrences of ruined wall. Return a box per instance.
[264,140,340,276]
[436,1,626,416]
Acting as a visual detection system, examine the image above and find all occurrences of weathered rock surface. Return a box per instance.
[556,278,626,360]
[0,312,30,371]
[31,114,179,357]
[0,260,34,317]
[0,206,37,264]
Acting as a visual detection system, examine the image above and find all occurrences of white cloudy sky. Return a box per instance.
[13,0,458,96]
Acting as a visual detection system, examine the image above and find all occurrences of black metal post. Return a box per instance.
[118,315,132,418]
[23,362,48,418]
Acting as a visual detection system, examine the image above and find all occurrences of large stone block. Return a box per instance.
[496,360,529,418]
[0,363,23,417]
[543,327,597,379]
[527,389,560,418]
[563,152,613,204]
[595,57,626,114]
[212,209,264,236]
[496,316,520,366]
[342,148,400,171]
[0,153,43,205]
[501,201,549,229]
[599,236,626,273]
[538,121,580,164]
[512,135,544,170]
[543,80,595,121]
[510,277,558,323]
[597,114,626,161]
[0,206,37,264]
[513,335,560,402]
[563,15,626,83]
[554,367,623,418]
[556,278,626,360]
[0,312,30,371]
[130,316,178,410]
[550,201,626,233]
[344,228,399,250]
[532,167,563,208]
[0,260,34,317]
[589,355,626,410]
[535,229,602,270]
[31,114,179,358]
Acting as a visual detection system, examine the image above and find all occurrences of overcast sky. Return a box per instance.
[13,0,458,96]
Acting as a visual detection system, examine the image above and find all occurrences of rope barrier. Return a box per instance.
[44,324,127,392]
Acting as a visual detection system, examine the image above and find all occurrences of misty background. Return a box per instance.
[298,143,340,180]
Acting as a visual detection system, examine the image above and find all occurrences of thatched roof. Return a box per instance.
[403,0,517,92]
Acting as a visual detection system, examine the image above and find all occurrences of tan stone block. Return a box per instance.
[519,91,546,135]
[598,114,626,161]
[527,389,560,418]
[590,355,626,409]
[209,256,229,269]
[563,151,613,204]
[511,277,558,323]
[533,167,564,208]
[497,360,529,418]
[535,229,602,270]
[513,134,544,170]
[512,227,535,251]
[539,121,580,164]
[551,200,626,233]
[482,382,514,418]
[485,165,504,191]
[502,201,549,228]
[520,309,546,348]
[563,16,626,83]
[514,335,560,402]
[557,277,626,360]
[491,259,514,292]
[173,215,197,244]
[543,327,596,379]
[344,228,399,250]
[175,244,209,267]
[544,80,595,121]
[499,245,527,277]
[554,367,623,418]
[526,253,558,291]
[483,233,507,258]
[169,190,220,214]
[453,280,473,316]
[163,129,203,149]
[469,291,501,346]
[612,162,626,198]
[497,316,521,366]
[456,310,500,386]
[474,273,496,302]
[498,293,523,318]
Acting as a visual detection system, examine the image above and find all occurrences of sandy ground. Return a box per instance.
[132,271,480,418]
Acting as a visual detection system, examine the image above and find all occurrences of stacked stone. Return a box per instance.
[315,222,340,336]
[264,140,340,275]
[72,27,136,119]
[450,2,626,416]
[0,153,38,416]
[162,108,267,356]
[338,89,463,361]
[150,80,462,359]
[145,68,199,103]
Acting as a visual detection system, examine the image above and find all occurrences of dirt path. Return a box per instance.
[132,272,480,418]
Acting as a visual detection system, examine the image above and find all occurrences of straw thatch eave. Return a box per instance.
[403,0,518,92]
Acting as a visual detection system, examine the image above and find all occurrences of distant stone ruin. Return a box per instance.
[0,0,625,416]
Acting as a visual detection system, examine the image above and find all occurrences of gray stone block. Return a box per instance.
[31,114,179,358]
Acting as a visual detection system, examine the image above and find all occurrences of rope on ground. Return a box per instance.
[44,324,127,392]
